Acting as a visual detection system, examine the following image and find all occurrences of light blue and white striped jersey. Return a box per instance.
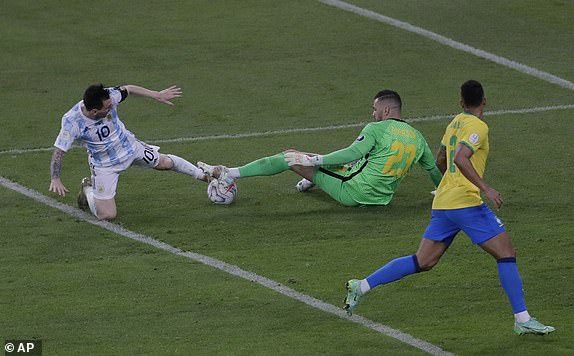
[54,87,139,168]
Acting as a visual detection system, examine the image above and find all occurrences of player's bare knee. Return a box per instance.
[96,205,117,221]
[97,211,116,221]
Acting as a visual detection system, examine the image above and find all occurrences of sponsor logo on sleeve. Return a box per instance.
[355,135,365,142]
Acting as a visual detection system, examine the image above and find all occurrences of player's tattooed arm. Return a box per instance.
[49,148,69,196]
[50,148,65,179]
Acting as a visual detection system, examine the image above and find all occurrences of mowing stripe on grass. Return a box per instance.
[2,104,573,156]
[318,0,574,92]
[0,176,453,356]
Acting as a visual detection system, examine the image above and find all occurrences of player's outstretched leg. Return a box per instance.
[163,154,207,181]
[344,254,423,315]
[199,153,289,185]
[296,178,315,192]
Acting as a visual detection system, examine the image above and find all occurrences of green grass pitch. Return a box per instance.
[1,1,573,354]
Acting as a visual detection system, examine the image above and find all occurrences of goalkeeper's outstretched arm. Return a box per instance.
[285,133,375,167]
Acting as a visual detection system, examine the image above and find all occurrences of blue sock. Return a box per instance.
[497,257,527,314]
[366,255,421,289]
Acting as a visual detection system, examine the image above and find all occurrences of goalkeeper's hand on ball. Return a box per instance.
[284,152,323,167]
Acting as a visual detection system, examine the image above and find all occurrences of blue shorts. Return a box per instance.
[423,204,506,245]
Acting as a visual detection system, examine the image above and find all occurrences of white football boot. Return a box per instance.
[198,162,234,187]
[296,178,315,192]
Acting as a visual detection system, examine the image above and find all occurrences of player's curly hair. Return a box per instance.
[461,80,484,107]
[83,83,110,110]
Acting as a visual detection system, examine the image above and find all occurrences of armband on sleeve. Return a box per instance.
[114,86,129,102]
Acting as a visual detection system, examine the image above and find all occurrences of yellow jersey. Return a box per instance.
[432,112,489,209]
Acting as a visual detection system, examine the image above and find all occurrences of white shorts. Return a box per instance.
[90,141,161,200]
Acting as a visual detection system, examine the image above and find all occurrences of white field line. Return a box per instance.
[1,104,573,156]
[0,176,453,356]
[318,0,574,92]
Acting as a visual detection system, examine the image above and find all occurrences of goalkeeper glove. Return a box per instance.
[284,152,323,167]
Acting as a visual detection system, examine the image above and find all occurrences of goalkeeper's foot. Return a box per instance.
[343,279,363,316]
[514,318,555,335]
[198,162,234,186]
[77,177,92,211]
[296,178,315,192]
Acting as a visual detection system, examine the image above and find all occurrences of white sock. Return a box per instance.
[228,168,241,179]
[514,310,531,323]
[167,154,205,180]
[360,279,371,294]
[84,186,98,218]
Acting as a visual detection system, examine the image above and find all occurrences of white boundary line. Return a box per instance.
[0,176,453,355]
[1,104,573,156]
[318,0,574,92]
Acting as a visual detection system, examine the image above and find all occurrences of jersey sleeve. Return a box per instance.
[440,131,448,148]
[418,140,437,171]
[54,116,80,152]
[460,121,488,153]
[417,139,443,187]
[107,86,128,106]
[321,124,376,166]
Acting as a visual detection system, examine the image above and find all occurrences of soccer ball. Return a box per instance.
[207,179,237,205]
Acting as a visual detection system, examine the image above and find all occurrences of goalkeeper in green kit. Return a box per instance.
[199,90,443,206]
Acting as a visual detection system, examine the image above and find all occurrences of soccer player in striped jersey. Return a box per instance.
[198,90,442,207]
[49,84,207,220]
[343,80,555,335]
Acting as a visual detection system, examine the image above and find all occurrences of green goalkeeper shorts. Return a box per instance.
[313,167,358,207]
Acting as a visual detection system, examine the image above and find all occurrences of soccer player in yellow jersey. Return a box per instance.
[343,80,555,335]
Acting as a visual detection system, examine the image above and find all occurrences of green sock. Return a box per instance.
[238,153,289,177]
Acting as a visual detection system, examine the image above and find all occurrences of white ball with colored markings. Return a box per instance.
[207,179,237,205]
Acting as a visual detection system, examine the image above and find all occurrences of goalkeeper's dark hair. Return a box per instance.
[83,83,110,110]
[374,90,402,110]
[461,80,484,107]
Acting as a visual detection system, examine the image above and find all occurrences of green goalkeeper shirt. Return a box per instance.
[321,119,441,205]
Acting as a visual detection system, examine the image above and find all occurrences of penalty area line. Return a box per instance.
[1,104,573,156]
[0,176,453,356]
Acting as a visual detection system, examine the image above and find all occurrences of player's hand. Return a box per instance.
[49,178,69,197]
[156,85,182,106]
[484,187,503,210]
[284,152,322,167]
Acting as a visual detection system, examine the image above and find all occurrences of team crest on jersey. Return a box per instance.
[469,133,480,145]
[356,135,365,142]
